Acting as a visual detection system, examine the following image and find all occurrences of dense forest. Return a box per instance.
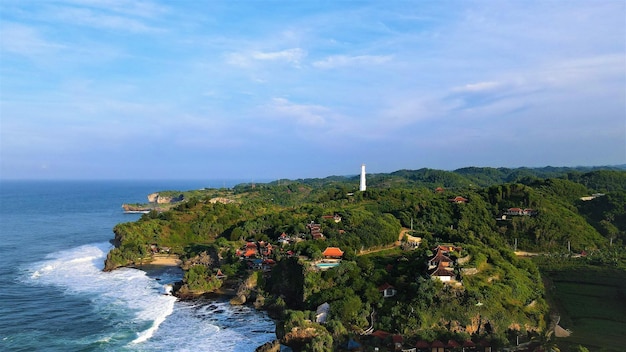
[104,166,626,351]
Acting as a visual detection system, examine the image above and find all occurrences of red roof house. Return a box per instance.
[428,249,453,269]
[378,283,397,298]
[392,335,403,350]
[431,340,445,352]
[322,247,344,258]
[449,196,468,203]
[430,263,455,282]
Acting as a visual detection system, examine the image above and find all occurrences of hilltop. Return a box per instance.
[104,166,626,351]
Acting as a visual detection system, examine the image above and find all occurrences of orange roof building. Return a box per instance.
[322,247,344,258]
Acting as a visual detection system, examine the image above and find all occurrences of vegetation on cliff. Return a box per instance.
[104,166,626,351]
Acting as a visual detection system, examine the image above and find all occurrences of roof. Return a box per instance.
[434,245,462,252]
[378,283,395,292]
[431,340,445,348]
[371,330,390,340]
[430,249,453,262]
[392,335,403,343]
[462,340,476,347]
[430,263,454,277]
[446,340,460,347]
[322,247,344,257]
[415,340,429,348]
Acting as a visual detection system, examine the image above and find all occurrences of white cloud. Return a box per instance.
[452,81,502,93]
[0,23,65,56]
[225,48,306,67]
[50,6,162,33]
[267,98,327,126]
[252,48,306,63]
[313,54,393,69]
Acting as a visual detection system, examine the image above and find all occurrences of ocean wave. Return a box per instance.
[21,242,276,351]
[24,242,178,347]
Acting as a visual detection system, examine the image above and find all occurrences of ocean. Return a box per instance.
[0,180,276,352]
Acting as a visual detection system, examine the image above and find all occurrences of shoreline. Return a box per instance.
[149,254,182,266]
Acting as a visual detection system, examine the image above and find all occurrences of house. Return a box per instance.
[435,187,445,193]
[434,245,462,254]
[505,207,523,216]
[449,196,468,203]
[430,262,455,282]
[428,249,453,269]
[278,232,290,246]
[402,234,422,249]
[430,340,445,352]
[415,340,429,351]
[322,247,344,259]
[243,247,257,258]
[215,269,226,279]
[505,207,536,216]
[322,214,342,223]
[378,283,397,298]
[371,330,391,340]
[259,241,273,256]
[392,335,403,351]
[315,302,330,323]
[446,340,460,350]
[307,222,324,239]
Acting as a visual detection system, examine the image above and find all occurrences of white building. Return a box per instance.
[359,164,366,191]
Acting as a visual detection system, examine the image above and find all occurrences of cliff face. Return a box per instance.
[148,192,184,204]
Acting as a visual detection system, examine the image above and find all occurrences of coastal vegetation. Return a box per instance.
[104,166,626,351]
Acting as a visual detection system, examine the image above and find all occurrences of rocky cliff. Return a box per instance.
[147,192,184,204]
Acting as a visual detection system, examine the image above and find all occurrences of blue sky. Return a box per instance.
[1,0,625,180]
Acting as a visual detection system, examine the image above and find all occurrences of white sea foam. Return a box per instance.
[25,242,177,346]
[24,242,276,351]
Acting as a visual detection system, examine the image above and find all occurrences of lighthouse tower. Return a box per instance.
[359,164,367,191]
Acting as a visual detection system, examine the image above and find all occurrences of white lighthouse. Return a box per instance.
[359,164,367,191]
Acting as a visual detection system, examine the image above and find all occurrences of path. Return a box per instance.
[357,228,411,256]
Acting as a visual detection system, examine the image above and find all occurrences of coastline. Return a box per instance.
[149,254,182,266]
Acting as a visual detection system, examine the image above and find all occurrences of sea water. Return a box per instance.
[0,180,275,351]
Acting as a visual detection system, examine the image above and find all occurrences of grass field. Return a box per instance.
[540,266,626,352]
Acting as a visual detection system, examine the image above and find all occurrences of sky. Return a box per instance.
[1,0,625,180]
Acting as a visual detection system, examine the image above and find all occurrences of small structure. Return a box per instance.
[446,340,460,349]
[322,247,344,259]
[371,330,391,341]
[430,263,455,282]
[215,269,227,279]
[449,196,468,204]
[316,302,330,323]
[392,335,403,351]
[428,249,453,269]
[378,283,397,298]
[430,340,445,352]
[415,340,429,351]
[434,245,462,253]
[278,232,290,246]
[322,214,342,223]
[505,207,536,216]
[308,222,324,240]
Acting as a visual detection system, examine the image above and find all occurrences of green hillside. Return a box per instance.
[104,166,626,351]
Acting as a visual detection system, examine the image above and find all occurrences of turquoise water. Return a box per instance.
[315,263,341,269]
[0,180,275,351]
